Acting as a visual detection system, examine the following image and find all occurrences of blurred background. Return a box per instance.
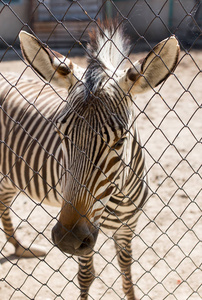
[0,0,201,57]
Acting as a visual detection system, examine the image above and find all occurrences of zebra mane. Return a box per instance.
[61,21,131,119]
[87,20,131,71]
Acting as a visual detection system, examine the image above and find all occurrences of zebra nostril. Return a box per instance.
[78,236,93,250]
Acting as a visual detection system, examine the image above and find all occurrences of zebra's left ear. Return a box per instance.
[19,31,84,89]
[119,36,180,94]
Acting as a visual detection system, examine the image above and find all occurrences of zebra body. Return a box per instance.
[0,75,64,206]
[0,21,179,300]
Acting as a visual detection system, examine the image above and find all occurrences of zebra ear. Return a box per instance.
[119,36,180,94]
[19,31,84,89]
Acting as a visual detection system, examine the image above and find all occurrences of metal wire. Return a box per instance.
[0,0,201,299]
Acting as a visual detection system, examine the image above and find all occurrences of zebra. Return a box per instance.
[0,21,179,300]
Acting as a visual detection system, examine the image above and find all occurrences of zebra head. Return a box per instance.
[19,22,179,256]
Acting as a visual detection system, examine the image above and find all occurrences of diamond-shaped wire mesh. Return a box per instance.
[0,0,201,300]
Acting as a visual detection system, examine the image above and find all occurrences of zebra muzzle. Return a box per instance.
[51,221,99,256]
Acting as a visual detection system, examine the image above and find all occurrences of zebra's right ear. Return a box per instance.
[19,31,84,89]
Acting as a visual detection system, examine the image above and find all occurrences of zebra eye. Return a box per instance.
[113,137,126,149]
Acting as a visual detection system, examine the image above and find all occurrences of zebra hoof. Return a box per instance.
[15,244,46,258]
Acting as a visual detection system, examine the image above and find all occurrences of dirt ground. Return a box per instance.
[0,48,201,300]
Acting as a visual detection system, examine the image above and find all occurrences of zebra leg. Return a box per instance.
[0,191,46,258]
[78,251,95,300]
[114,232,138,300]
[0,199,19,249]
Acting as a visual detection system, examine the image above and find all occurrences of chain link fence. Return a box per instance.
[0,0,201,299]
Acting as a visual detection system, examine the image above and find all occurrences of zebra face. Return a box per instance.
[52,89,129,255]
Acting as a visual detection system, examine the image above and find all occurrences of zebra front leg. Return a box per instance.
[114,233,138,300]
[0,198,46,258]
[78,251,95,300]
